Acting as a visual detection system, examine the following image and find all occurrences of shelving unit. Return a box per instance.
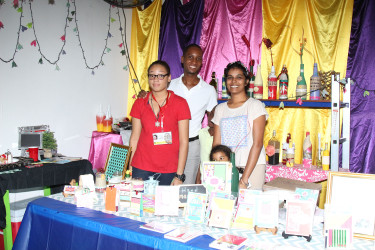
[218,75,351,172]
[330,74,350,171]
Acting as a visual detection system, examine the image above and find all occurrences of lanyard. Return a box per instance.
[150,91,169,129]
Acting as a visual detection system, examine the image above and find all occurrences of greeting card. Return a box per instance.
[209,234,249,250]
[185,192,207,224]
[209,197,235,229]
[232,203,254,230]
[142,194,155,214]
[324,204,353,248]
[237,189,261,205]
[202,161,232,194]
[285,199,315,236]
[154,186,179,216]
[105,186,119,212]
[254,194,279,228]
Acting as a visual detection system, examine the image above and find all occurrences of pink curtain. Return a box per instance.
[200,0,263,83]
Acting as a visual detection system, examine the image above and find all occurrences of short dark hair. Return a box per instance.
[148,60,171,75]
[182,44,202,57]
[210,144,232,161]
[223,61,250,94]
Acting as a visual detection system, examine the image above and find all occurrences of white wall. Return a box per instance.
[0,0,132,158]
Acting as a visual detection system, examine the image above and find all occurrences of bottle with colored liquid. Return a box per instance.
[253,64,263,99]
[103,105,113,133]
[268,66,277,100]
[286,140,295,167]
[221,76,229,99]
[310,63,321,100]
[278,64,288,100]
[282,133,291,165]
[268,130,280,165]
[209,72,218,97]
[247,60,255,98]
[230,152,239,196]
[96,104,105,132]
[302,132,312,168]
[322,143,330,170]
[296,64,307,100]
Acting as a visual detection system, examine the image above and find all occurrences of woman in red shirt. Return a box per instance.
[129,60,191,185]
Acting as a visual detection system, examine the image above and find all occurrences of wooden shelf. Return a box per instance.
[218,99,331,108]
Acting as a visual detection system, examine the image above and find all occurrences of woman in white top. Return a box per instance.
[212,61,268,190]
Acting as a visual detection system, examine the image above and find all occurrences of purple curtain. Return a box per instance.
[158,0,204,79]
[346,0,375,173]
[199,0,263,83]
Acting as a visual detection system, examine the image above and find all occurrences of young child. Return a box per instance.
[210,144,231,162]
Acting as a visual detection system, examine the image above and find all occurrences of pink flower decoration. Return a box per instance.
[118,43,123,48]
[60,35,65,41]
[266,145,275,156]
[296,98,303,106]
[132,94,136,99]
[0,21,4,29]
[30,40,36,47]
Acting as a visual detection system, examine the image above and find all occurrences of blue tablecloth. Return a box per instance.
[13,197,214,250]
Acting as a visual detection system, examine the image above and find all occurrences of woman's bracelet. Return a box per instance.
[240,178,249,186]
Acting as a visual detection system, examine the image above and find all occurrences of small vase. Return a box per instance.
[44,149,53,158]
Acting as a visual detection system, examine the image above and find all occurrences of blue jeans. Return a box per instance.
[132,167,175,185]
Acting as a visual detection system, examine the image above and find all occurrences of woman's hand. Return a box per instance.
[239,178,249,190]
[171,177,183,186]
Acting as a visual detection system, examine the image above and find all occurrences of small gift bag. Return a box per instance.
[105,186,119,212]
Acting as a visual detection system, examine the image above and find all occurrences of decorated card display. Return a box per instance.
[164,226,203,243]
[324,204,353,248]
[285,199,315,236]
[105,186,119,212]
[185,192,208,224]
[209,234,249,250]
[294,188,319,204]
[205,191,233,221]
[202,161,232,194]
[154,186,180,216]
[142,194,155,214]
[232,203,255,230]
[104,143,131,181]
[208,197,235,229]
[237,189,261,205]
[178,184,206,204]
[254,194,279,228]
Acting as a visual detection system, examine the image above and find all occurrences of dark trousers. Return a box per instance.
[132,167,175,185]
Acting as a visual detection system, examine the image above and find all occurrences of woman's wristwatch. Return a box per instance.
[174,173,186,182]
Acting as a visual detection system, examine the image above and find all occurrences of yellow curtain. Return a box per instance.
[261,0,353,164]
[126,0,162,116]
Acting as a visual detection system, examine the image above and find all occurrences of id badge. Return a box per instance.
[153,131,172,145]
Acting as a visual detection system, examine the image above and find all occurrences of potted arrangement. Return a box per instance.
[42,131,57,158]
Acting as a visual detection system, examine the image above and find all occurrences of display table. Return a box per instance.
[266,164,328,183]
[88,131,123,172]
[13,194,375,249]
[0,160,94,250]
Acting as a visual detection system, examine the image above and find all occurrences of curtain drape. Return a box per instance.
[346,0,375,173]
[262,0,353,164]
[126,0,162,116]
[158,0,204,79]
[200,0,263,83]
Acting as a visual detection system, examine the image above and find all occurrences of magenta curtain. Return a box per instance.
[199,0,263,83]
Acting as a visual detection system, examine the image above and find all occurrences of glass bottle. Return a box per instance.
[247,60,255,98]
[310,63,321,100]
[282,133,291,165]
[302,132,312,168]
[253,64,263,99]
[296,64,307,100]
[209,72,218,95]
[286,140,295,167]
[268,65,277,100]
[103,105,113,133]
[322,143,330,171]
[278,64,288,100]
[221,76,229,99]
[230,152,239,195]
[268,130,280,165]
[96,104,105,132]
[316,133,322,168]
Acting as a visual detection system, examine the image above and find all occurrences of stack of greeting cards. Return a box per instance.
[209,234,249,250]
[164,226,202,243]
[202,161,232,194]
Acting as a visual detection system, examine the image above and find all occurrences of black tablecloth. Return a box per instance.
[0,160,94,229]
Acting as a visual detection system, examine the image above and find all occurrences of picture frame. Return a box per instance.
[326,171,375,240]
[104,143,131,181]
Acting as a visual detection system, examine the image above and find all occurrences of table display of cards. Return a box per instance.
[38,192,374,250]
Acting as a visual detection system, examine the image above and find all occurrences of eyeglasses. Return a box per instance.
[148,74,169,80]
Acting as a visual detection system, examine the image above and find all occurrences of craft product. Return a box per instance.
[248,59,255,98]
[268,65,277,100]
[296,64,307,100]
[267,130,280,165]
[302,132,312,168]
[253,64,263,99]
[278,65,288,100]
[310,63,321,100]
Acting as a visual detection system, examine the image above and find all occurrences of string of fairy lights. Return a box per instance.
[0,0,139,85]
